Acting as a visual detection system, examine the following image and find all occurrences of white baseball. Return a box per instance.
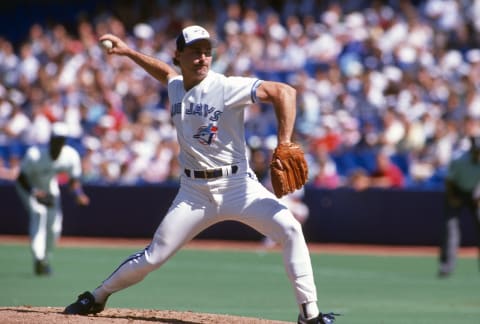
[101,39,113,50]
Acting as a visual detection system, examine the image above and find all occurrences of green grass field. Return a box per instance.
[1,242,479,324]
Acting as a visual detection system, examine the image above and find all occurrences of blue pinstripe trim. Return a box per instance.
[251,79,263,103]
[102,245,149,282]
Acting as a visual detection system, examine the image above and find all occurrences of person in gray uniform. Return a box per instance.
[439,136,480,277]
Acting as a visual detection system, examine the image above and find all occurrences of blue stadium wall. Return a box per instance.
[0,183,477,246]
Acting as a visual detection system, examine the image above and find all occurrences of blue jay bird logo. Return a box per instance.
[194,123,218,145]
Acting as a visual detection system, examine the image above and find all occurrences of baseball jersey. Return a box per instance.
[168,70,262,170]
[20,145,82,196]
[446,151,480,192]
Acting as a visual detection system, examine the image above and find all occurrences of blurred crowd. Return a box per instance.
[2,0,480,189]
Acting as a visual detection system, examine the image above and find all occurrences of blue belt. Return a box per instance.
[184,165,238,179]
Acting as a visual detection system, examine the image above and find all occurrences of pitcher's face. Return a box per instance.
[176,40,212,84]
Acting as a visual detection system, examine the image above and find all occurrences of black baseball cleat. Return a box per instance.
[34,260,51,276]
[63,291,106,315]
[437,270,451,278]
[298,312,340,324]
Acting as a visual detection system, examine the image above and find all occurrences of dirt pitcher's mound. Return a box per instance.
[0,306,293,324]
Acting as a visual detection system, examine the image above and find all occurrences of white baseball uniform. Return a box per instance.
[94,71,318,309]
[16,144,82,262]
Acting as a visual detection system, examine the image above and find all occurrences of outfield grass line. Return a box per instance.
[0,234,477,258]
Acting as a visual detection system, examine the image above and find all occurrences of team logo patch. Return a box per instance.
[193,123,218,145]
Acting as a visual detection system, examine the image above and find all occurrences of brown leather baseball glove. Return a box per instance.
[270,142,308,198]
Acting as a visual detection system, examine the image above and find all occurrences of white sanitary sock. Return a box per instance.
[300,301,319,319]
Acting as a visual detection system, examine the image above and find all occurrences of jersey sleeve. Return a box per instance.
[65,147,83,180]
[167,76,184,103]
[224,76,263,108]
[19,147,39,177]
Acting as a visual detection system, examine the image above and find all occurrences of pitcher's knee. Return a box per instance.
[278,220,304,245]
[145,241,177,268]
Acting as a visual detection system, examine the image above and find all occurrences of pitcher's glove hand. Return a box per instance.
[270,142,308,198]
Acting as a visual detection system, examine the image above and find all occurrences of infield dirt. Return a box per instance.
[0,306,293,323]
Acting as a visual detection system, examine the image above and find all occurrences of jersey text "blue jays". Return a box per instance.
[171,102,223,121]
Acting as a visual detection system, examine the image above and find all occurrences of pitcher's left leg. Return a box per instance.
[270,209,319,318]
[239,198,319,319]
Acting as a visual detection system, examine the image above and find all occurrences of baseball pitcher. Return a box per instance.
[63,25,337,324]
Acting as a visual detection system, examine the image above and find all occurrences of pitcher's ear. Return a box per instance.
[173,50,180,66]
